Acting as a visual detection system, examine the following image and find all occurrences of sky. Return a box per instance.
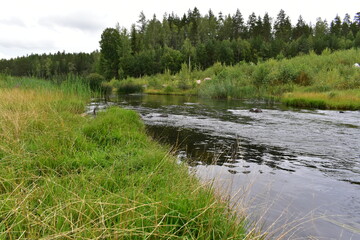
[0,0,358,59]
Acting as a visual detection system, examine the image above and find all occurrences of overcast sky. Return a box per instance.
[0,0,358,59]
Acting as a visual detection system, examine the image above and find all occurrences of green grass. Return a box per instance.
[282,90,360,110]
[0,76,249,239]
[121,48,360,110]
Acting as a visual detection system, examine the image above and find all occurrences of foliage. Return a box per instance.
[117,80,144,94]
[86,73,105,91]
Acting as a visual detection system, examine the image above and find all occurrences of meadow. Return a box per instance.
[0,75,250,239]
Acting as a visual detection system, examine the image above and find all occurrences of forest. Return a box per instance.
[1,8,360,80]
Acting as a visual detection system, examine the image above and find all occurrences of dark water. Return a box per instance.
[88,94,360,239]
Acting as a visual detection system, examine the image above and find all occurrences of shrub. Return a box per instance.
[86,73,105,91]
[253,64,270,87]
[211,62,225,76]
[177,80,191,90]
[277,63,298,84]
[164,85,174,93]
[295,71,312,86]
[108,78,121,89]
[117,81,144,94]
[148,77,162,89]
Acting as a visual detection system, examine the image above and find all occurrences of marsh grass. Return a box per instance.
[0,76,248,239]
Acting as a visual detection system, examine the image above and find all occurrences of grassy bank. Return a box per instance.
[0,76,248,239]
[119,48,360,110]
[282,89,360,110]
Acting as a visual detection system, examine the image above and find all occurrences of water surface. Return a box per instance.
[89,94,360,239]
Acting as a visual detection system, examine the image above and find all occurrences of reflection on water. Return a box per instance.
[88,94,360,239]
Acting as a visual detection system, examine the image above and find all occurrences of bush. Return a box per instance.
[277,63,298,84]
[86,73,105,91]
[177,80,192,90]
[164,85,174,93]
[211,62,225,76]
[295,71,312,86]
[253,64,270,87]
[117,81,144,94]
[108,78,121,89]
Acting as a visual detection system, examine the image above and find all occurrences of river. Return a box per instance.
[88,94,360,239]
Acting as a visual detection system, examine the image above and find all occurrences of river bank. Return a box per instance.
[115,48,360,110]
[0,76,249,239]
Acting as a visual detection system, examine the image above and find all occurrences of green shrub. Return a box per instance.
[211,62,225,76]
[253,64,271,87]
[277,63,298,84]
[108,78,121,89]
[148,77,162,89]
[117,81,144,94]
[177,80,191,90]
[164,85,174,93]
[295,71,312,85]
[86,73,105,91]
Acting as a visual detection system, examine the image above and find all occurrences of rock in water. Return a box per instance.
[249,108,262,113]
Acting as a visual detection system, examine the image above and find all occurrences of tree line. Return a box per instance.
[1,8,360,80]
[0,51,100,79]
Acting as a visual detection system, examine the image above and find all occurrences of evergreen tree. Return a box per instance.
[137,11,147,33]
[330,15,342,36]
[342,13,352,36]
[247,12,257,38]
[262,13,272,41]
[274,9,292,42]
[218,14,234,40]
[233,9,247,39]
[130,24,141,54]
[188,7,201,45]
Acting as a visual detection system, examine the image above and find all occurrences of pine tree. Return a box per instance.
[274,9,292,42]
[233,9,246,39]
[330,15,342,36]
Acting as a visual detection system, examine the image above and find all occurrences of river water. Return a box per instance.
[89,94,360,239]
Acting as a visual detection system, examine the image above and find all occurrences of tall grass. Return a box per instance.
[117,79,144,94]
[282,90,360,110]
[0,76,249,239]
[123,48,360,109]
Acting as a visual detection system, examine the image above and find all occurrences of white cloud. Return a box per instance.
[39,12,107,32]
[0,0,359,59]
[0,38,54,50]
[0,17,26,27]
